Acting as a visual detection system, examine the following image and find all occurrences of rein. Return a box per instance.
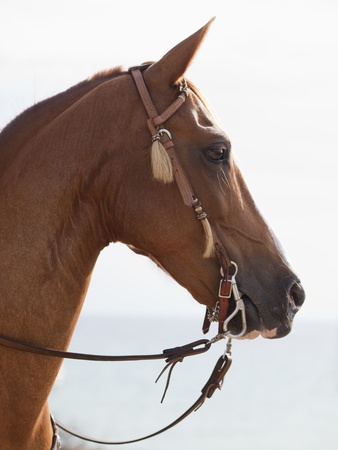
[0,66,248,448]
[0,331,233,446]
[55,340,233,445]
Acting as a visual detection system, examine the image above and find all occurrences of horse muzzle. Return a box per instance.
[225,280,305,340]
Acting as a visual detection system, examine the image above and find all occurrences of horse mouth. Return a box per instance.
[226,293,290,340]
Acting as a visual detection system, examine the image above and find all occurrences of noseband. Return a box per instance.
[0,66,248,449]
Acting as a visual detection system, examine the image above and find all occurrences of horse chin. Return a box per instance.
[227,295,290,340]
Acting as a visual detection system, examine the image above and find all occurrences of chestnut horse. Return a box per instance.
[0,19,304,449]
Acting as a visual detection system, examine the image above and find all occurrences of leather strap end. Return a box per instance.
[202,308,211,334]
[218,298,229,334]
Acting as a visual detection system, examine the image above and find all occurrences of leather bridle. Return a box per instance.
[129,65,247,339]
[0,66,247,448]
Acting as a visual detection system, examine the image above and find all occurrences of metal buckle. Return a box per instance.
[152,128,172,142]
[218,261,238,298]
[178,78,189,97]
[218,278,232,298]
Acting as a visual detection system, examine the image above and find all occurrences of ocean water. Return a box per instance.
[49,315,338,450]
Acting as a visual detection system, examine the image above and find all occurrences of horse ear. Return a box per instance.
[145,17,215,86]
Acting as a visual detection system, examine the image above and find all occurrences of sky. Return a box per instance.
[1,0,337,324]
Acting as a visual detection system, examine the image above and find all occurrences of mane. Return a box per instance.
[0,66,126,172]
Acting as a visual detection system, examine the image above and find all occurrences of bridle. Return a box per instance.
[128,65,247,340]
[0,65,247,449]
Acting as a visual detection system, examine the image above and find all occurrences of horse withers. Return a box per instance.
[0,18,305,450]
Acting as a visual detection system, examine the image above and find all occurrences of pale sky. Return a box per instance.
[1,0,337,323]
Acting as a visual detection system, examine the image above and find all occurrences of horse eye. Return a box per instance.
[205,147,228,162]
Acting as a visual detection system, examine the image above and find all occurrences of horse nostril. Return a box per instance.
[289,282,306,308]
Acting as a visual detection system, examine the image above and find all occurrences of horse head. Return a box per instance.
[109,19,305,339]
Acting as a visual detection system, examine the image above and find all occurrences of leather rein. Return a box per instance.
[0,66,247,448]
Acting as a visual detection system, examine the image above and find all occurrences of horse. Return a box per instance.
[0,18,305,449]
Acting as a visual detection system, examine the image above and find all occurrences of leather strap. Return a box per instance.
[130,67,187,131]
[152,95,186,127]
[130,67,195,207]
[0,334,210,362]
[214,242,233,334]
[130,68,158,119]
[202,239,233,334]
[55,353,232,445]
[0,331,230,446]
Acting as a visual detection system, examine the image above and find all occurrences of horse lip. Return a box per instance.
[239,289,294,339]
[237,291,279,339]
[242,294,264,332]
[238,290,263,324]
[225,292,263,338]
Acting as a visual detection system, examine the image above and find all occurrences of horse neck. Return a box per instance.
[0,171,103,448]
[0,74,126,448]
[0,68,123,175]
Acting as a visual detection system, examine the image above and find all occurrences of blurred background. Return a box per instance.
[1,1,337,449]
